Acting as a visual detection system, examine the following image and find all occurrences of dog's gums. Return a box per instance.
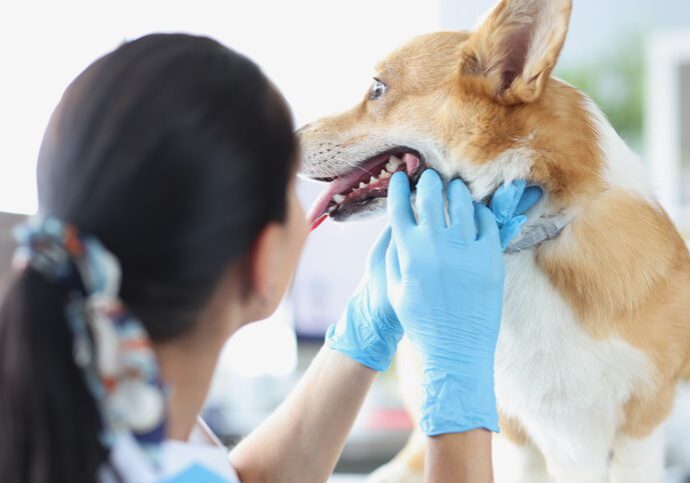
[307,151,424,230]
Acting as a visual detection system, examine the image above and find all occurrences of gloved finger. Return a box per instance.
[447,178,476,241]
[515,186,543,215]
[367,227,392,271]
[385,237,403,290]
[414,169,445,228]
[388,172,416,239]
[475,203,501,244]
[499,216,527,250]
[490,180,526,225]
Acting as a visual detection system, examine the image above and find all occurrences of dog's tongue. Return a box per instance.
[307,168,366,230]
[307,152,421,231]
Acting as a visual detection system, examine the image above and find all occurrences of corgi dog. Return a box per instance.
[298,0,690,481]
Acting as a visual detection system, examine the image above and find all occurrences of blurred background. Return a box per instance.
[1,1,689,481]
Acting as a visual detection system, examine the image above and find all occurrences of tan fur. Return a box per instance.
[447,79,605,204]
[499,413,529,446]
[621,385,677,438]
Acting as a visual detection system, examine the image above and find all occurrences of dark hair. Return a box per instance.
[0,33,297,483]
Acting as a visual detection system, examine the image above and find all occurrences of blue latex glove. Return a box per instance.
[491,180,543,250]
[385,170,504,435]
[326,228,403,371]
[326,177,538,372]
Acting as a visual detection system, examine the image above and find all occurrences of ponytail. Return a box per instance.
[0,269,108,483]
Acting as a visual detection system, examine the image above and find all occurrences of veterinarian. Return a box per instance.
[0,34,539,483]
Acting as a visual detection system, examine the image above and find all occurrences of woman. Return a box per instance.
[0,34,538,483]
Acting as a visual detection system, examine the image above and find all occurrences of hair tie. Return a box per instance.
[13,215,168,461]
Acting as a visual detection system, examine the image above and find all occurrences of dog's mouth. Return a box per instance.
[306,149,426,229]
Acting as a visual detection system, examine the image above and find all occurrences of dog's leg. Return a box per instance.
[546,458,610,483]
[609,384,675,483]
[494,415,551,483]
[541,449,611,482]
[527,412,615,483]
[609,425,665,483]
[540,436,612,483]
[494,436,552,483]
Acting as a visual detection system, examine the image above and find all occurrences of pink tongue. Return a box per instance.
[306,169,365,227]
[310,213,328,232]
[402,153,419,176]
[307,152,422,229]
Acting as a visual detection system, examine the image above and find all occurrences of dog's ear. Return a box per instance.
[463,0,572,105]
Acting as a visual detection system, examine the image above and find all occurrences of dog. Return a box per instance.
[298,0,690,481]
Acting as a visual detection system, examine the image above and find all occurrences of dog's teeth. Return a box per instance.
[369,176,377,183]
[379,169,387,177]
[358,182,366,189]
[385,158,404,173]
[333,194,345,203]
[381,172,391,179]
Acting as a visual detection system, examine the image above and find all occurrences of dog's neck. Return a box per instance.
[503,99,650,253]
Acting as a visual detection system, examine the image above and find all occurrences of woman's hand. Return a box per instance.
[491,180,542,250]
[385,170,504,436]
[325,175,540,373]
[326,228,403,371]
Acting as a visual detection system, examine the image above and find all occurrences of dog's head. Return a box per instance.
[300,0,606,226]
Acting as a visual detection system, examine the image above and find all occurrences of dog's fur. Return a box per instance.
[299,0,690,481]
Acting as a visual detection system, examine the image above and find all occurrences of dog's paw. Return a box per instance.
[366,462,423,483]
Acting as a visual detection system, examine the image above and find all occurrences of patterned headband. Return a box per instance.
[13,216,168,462]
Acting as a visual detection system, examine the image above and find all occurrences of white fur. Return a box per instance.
[493,435,551,483]
[300,125,450,182]
[457,147,533,200]
[497,249,658,482]
[584,98,655,201]
[609,425,666,483]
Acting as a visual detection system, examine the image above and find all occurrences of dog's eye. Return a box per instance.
[369,79,387,100]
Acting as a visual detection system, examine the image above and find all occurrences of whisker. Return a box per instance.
[352,165,376,178]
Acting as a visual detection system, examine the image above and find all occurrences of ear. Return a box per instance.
[248,222,283,305]
[464,0,572,104]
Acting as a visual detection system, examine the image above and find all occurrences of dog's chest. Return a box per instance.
[495,250,653,421]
